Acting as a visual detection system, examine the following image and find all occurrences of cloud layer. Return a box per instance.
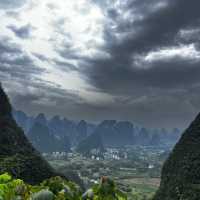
[0,0,200,128]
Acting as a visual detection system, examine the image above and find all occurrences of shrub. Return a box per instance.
[0,173,127,200]
[31,189,54,200]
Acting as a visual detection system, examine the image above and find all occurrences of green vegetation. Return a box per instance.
[154,114,200,200]
[3,81,200,200]
[0,86,58,185]
[47,148,162,200]
[0,173,128,200]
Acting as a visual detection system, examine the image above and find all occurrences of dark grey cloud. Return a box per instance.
[0,38,21,54]
[0,38,44,80]
[6,79,91,121]
[0,0,27,9]
[81,0,200,94]
[0,38,48,114]
[0,37,88,122]
[8,24,33,39]
[53,60,78,72]
[1,0,200,128]
[74,0,200,127]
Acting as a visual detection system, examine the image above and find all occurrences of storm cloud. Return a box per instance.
[0,0,200,128]
[8,24,33,39]
[0,0,27,9]
[81,0,200,93]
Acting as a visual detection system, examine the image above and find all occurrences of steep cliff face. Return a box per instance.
[0,85,57,184]
[154,113,200,200]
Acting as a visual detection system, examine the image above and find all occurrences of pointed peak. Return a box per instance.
[36,113,46,119]
[35,113,47,125]
[50,115,61,122]
[78,120,86,124]
[0,84,12,118]
[190,112,200,125]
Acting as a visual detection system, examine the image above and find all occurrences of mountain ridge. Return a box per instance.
[13,110,182,153]
[153,113,200,200]
[0,85,59,184]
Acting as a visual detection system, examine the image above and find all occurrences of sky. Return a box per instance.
[0,0,200,128]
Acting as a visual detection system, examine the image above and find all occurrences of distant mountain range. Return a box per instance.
[13,110,182,154]
[12,110,96,153]
[77,121,182,154]
[1,82,200,199]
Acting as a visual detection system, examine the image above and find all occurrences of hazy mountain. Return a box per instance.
[136,128,151,146]
[12,110,34,133]
[114,121,135,146]
[154,113,200,200]
[62,118,78,145]
[48,115,66,137]
[77,120,135,148]
[12,111,86,152]
[0,85,58,184]
[12,110,181,151]
[150,133,162,146]
[76,120,87,144]
[12,110,28,130]
[76,121,182,151]
[76,132,105,155]
[87,122,97,136]
[94,120,117,147]
[35,113,47,126]
[28,122,71,153]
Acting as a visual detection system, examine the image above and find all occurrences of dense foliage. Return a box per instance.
[0,86,60,184]
[154,113,200,200]
[0,173,127,200]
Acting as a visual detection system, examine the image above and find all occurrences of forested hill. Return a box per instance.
[154,113,200,200]
[0,85,58,184]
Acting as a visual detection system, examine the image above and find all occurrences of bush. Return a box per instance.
[31,189,54,200]
[0,173,127,200]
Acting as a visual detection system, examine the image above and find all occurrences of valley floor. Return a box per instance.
[46,146,167,199]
